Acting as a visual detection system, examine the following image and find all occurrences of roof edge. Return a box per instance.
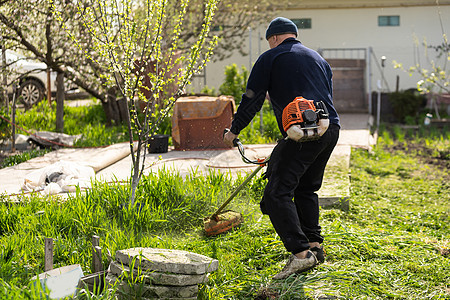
[278,1,450,10]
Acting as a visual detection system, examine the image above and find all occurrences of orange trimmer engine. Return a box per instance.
[282,96,330,142]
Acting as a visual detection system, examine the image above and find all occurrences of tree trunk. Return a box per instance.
[110,96,122,124]
[117,98,129,125]
[1,43,8,110]
[56,71,65,133]
[103,87,126,125]
[101,99,113,127]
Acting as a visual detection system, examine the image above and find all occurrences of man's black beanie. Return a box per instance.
[265,17,298,40]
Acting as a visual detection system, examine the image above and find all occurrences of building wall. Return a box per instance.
[191,3,449,100]
[283,0,450,9]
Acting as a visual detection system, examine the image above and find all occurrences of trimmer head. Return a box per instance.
[202,135,268,237]
[203,210,243,237]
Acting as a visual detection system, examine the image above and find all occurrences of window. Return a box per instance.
[291,18,312,29]
[378,16,400,27]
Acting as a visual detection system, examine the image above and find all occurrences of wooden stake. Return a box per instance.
[92,235,100,248]
[44,238,53,271]
[92,235,102,273]
[93,246,103,273]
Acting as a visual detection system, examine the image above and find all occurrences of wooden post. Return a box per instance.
[55,71,65,133]
[44,238,53,271]
[93,246,103,273]
[92,235,103,273]
[92,235,99,248]
[47,68,52,105]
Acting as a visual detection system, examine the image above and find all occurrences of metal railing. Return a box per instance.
[318,47,367,60]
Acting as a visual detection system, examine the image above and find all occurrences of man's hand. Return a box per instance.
[223,130,238,147]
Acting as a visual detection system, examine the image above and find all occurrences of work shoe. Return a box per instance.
[273,250,317,280]
[310,246,325,264]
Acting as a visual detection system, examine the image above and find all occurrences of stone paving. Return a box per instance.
[108,261,208,286]
[107,248,218,299]
[115,248,219,275]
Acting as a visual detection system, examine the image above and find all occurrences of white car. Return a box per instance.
[4,50,57,108]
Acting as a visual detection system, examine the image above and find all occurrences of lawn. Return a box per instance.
[0,112,449,299]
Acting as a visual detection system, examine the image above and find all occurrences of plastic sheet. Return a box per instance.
[22,160,95,194]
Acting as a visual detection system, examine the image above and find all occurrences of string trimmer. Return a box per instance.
[203,130,270,237]
[203,97,329,236]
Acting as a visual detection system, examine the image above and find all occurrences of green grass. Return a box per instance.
[14,100,129,148]
[1,76,446,297]
[0,149,52,168]
[0,124,448,299]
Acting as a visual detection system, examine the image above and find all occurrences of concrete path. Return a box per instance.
[0,114,375,205]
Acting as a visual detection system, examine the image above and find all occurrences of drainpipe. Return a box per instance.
[376,55,387,128]
[367,47,372,116]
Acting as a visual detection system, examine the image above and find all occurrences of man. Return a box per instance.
[223,17,340,279]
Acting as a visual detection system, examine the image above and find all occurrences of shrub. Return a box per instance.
[239,101,280,144]
[219,64,248,104]
[200,85,217,96]
[217,64,280,143]
[388,89,427,123]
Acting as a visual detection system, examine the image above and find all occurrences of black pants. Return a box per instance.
[260,124,340,255]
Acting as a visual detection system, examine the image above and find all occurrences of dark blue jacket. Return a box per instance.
[230,38,340,136]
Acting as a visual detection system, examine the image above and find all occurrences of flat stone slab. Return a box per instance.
[115,248,219,275]
[106,273,198,298]
[109,260,208,286]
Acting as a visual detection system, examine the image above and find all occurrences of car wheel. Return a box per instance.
[17,79,44,108]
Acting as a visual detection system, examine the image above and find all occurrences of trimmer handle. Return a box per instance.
[223,128,240,147]
[224,129,269,166]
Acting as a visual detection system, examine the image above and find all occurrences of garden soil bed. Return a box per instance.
[391,143,450,176]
